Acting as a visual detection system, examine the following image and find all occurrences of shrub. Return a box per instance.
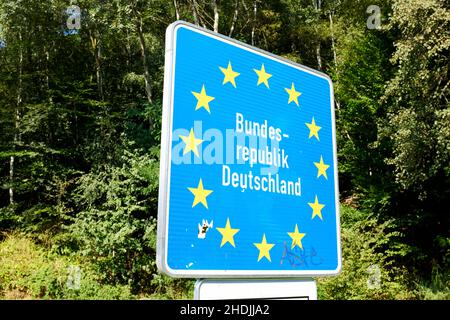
[413,263,450,300]
[149,273,194,300]
[317,205,414,300]
[69,149,160,293]
[0,233,133,300]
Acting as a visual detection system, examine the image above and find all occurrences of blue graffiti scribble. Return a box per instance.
[280,241,324,268]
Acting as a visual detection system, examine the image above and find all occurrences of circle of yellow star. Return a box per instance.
[305,117,321,141]
[187,178,213,209]
[284,82,301,106]
[179,128,203,157]
[308,195,325,220]
[253,63,272,88]
[314,155,330,179]
[191,85,215,113]
[219,61,240,88]
[216,218,240,248]
[287,224,306,250]
[253,234,275,262]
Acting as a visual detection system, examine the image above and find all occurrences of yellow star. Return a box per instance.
[187,179,213,209]
[219,61,240,88]
[314,155,330,179]
[308,195,325,220]
[253,63,272,88]
[216,218,240,248]
[305,117,321,141]
[179,128,203,157]
[284,82,301,106]
[253,234,275,262]
[191,85,215,113]
[287,224,306,250]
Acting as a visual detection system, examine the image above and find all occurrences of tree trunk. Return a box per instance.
[125,29,131,69]
[90,35,104,101]
[173,0,180,20]
[212,0,220,33]
[10,31,23,205]
[45,45,53,105]
[329,12,337,70]
[44,44,54,145]
[229,0,239,37]
[313,0,322,70]
[9,154,14,205]
[251,0,257,46]
[314,0,322,9]
[195,1,207,29]
[190,0,200,26]
[129,0,152,104]
[335,99,341,110]
[316,43,322,70]
[136,17,153,104]
[96,41,103,100]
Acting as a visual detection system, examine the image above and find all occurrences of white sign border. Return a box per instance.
[157,20,342,278]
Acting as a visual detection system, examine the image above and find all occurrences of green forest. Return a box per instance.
[0,0,448,300]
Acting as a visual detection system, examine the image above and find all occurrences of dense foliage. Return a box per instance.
[0,0,448,299]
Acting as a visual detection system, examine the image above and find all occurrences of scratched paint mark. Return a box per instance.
[198,219,213,239]
[280,241,324,268]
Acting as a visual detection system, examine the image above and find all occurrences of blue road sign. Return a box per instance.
[157,21,341,277]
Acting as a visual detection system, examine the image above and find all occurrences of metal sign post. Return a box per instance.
[157,21,340,290]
